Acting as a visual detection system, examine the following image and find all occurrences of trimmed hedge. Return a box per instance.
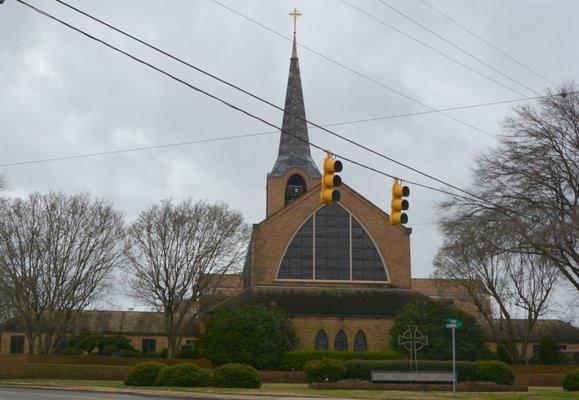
[563,368,579,391]
[281,350,402,371]
[474,361,515,385]
[212,363,261,388]
[124,361,166,386]
[344,360,476,382]
[304,359,347,383]
[155,363,210,387]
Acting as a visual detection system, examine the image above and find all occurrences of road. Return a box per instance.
[0,388,153,400]
[0,387,318,400]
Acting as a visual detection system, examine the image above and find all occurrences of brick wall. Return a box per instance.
[266,167,320,217]
[291,316,395,351]
[253,182,411,288]
[0,331,196,355]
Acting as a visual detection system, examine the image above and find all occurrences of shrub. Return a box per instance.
[212,363,261,388]
[563,368,579,391]
[304,359,347,383]
[123,361,166,386]
[59,347,82,356]
[201,305,298,369]
[535,336,561,364]
[178,346,198,359]
[155,363,210,387]
[345,360,476,382]
[63,333,138,356]
[281,350,402,371]
[390,299,491,361]
[495,340,514,364]
[474,361,515,385]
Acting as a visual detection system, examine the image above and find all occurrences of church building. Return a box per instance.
[202,27,430,352]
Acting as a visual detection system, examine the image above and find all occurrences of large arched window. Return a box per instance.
[277,204,387,281]
[314,330,328,350]
[334,330,348,351]
[285,174,307,204]
[354,330,368,352]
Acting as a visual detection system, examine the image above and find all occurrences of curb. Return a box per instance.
[0,383,332,400]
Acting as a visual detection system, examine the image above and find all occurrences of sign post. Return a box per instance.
[444,318,462,399]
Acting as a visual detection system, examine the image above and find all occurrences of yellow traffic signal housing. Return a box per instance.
[321,153,343,204]
[390,179,409,225]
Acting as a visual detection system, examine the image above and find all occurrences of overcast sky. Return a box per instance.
[1,0,577,311]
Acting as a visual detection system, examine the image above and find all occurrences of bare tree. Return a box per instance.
[0,192,125,354]
[0,175,7,192]
[124,199,249,358]
[434,209,560,363]
[453,82,578,289]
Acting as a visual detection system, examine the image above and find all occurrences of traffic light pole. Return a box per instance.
[452,326,456,399]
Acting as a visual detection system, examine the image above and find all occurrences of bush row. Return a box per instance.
[281,350,403,371]
[123,361,261,388]
[303,359,515,385]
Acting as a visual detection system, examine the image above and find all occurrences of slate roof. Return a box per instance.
[205,285,429,318]
[483,319,579,343]
[1,310,199,336]
[270,35,321,179]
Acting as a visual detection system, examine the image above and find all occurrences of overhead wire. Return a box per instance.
[42,0,505,203]
[370,0,541,96]
[339,0,532,98]
[2,88,574,168]
[207,0,496,139]
[418,0,557,86]
[14,0,479,205]
[14,0,568,231]
[3,89,575,168]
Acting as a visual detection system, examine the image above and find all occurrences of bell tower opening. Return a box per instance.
[285,174,307,204]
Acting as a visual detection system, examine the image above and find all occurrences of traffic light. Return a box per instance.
[390,178,409,225]
[321,152,343,204]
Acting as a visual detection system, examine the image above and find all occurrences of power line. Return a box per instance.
[3,89,573,168]
[15,0,565,232]
[339,0,531,98]
[39,0,504,203]
[418,0,556,86]
[208,0,495,139]
[371,0,541,96]
[14,0,479,205]
[55,0,546,133]
[0,131,277,168]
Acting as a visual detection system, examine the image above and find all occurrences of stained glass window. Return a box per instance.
[277,205,387,282]
[351,219,387,281]
[315,204,350,280]
[314,330,328,350]
[277,217,313,280]
[334,330,348,351]
[354,330,368,352]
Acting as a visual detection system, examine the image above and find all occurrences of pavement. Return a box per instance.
[0,386,328,400]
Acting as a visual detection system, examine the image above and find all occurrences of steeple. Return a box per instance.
[270,11,321,179]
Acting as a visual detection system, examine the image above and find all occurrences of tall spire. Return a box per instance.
[270,10,321,179]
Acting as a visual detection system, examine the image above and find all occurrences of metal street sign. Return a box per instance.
[444,318,463,329]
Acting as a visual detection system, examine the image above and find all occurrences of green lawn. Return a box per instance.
[0,380,576,400]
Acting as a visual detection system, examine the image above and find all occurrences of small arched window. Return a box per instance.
[334,330,348,351]
[285,174,307,204]
[354,330,368,352]
[314,330,328,350]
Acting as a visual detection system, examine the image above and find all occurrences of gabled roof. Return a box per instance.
[483,319,579,343]
[1,310,199,336]
[270,34,320,179]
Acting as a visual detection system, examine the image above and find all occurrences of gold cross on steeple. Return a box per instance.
[289,8,301,34]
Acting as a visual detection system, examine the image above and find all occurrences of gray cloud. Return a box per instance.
[1,0,577,309]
